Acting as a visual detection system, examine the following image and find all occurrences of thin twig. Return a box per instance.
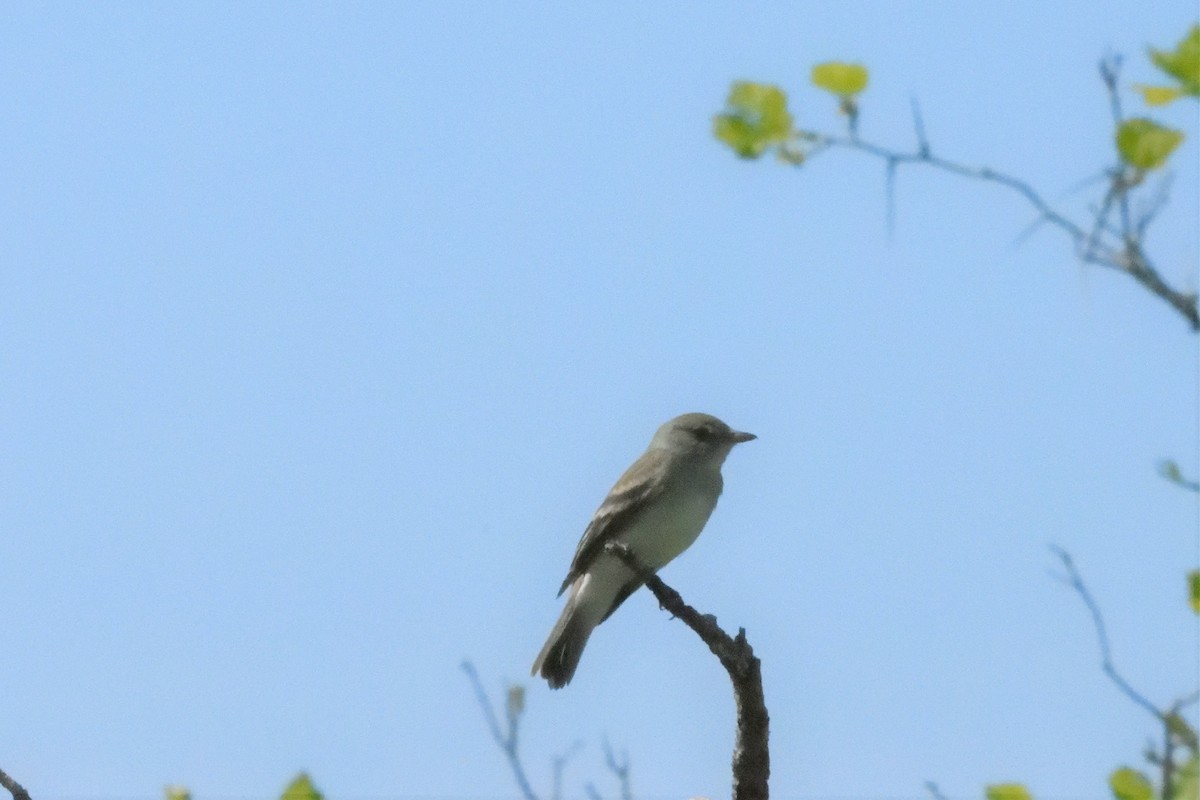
[1159,460,1200,493]
[0,768,32,800]
[1083,182,1120,265]
[910,97,930,158]
[1049,546,1165,723]
[884,157,898,237]
[604,541,770,800]
[1136,174,1174,239]
[461,660,540,800]
[1100,55,1138,247]
[813,133,1088,238]
[1047,547,1200,796]
[551,740,584,800]
[601,738,632,800]
[924,781,950,800]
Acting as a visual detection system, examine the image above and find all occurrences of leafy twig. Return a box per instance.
[604,541,770,800]
[799,58,1199,331]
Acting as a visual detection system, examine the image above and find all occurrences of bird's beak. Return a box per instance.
[730,430,757,444]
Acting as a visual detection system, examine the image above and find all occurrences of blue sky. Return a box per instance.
[1,3,1197,799]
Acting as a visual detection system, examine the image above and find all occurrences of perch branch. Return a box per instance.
[605,541,770,800]
[0,768,31,800]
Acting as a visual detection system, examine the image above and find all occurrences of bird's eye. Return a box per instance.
[692,426,712,441]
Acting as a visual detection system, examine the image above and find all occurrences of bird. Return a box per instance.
[531,412,755,688]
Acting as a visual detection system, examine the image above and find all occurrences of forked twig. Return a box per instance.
[1049,545,1164,722]
[461,660,539,800]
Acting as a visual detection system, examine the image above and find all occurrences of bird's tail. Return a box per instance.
[531,592,597,689]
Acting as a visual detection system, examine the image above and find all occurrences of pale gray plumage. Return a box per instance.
[532,412,755,688]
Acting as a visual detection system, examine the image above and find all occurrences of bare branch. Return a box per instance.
[1009,212,1053,252]
[605,541,770,800]
[1122,249,1200,330]
[1050,547,1200,796]
[461,660,540,800]
[1048,546,1165,723]
[0,768,32,800]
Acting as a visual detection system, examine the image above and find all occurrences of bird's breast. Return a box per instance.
[615,482,719,570]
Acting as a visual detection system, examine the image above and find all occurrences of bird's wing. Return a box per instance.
[556,448,670,596]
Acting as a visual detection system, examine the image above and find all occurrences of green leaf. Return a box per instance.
[506,684,525,717]
[1109,767,1153,800]
[1167,710,1200,753]
[986,784,1033,800]
[713,81,794,159]
[1175,755,1198,800]
[812,62,869,96]
[1148,24,1200,97]
[1136,84,1186,106]
[1161,460,1184,482]
[281,773,324,800]
[1116,118,1184,170]
[1189,569,1200,615]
